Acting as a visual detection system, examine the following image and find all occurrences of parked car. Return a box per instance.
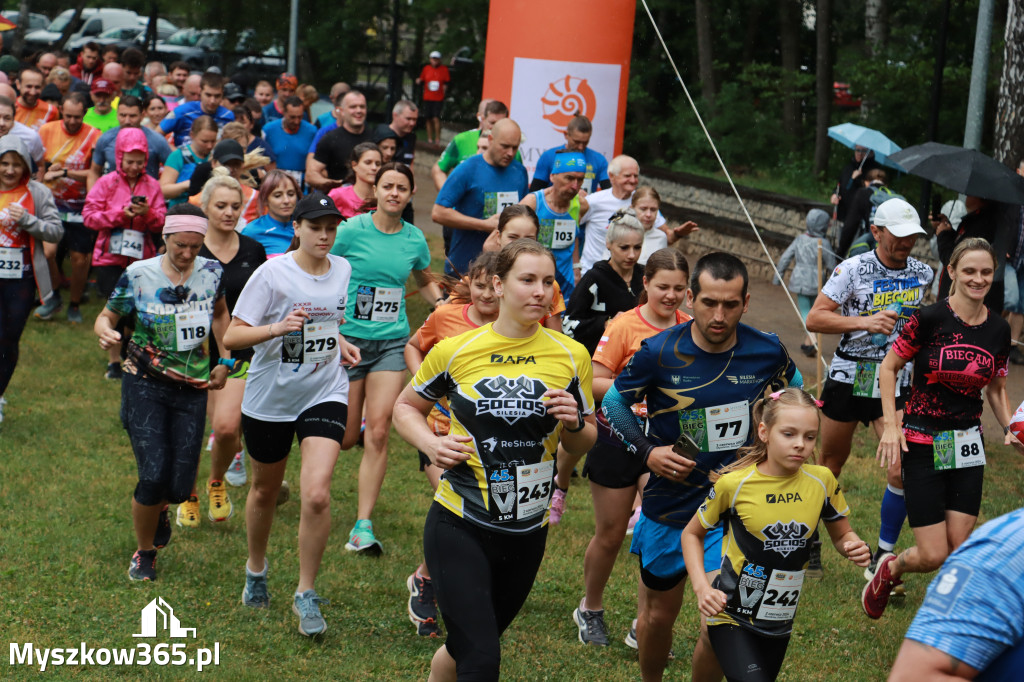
[1,11,50,33]
[151,28,284,75]
[23,8,141,53]
[66,18,178,57]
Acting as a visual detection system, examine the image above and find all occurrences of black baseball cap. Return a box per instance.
[223,82,245,103]
[212,139,244,164]
[292,192,342,221]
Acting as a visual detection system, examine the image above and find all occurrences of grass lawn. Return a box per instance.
[3,237,1022,680]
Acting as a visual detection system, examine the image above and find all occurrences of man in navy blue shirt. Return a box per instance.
[160,72,234,147]
[603,253,800,682]
[431,118,529,275]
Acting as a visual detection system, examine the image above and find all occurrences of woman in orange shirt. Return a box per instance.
[401,250,499,638]
[572,247,692,648]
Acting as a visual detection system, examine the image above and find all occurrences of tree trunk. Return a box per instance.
[694,0,715,105]
[814,0,834,176]
[779,0,801,149]
[58,1,89,53]
[865,0,888,57]
[993,0,1024,167]
[10,0,31,57]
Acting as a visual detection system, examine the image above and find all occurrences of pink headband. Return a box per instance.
[163,215,208,236]
[767,389,823,408]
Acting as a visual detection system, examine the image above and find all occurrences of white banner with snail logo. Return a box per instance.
[509,57,621,179]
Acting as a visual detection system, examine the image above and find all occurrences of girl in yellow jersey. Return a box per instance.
[394,239,596,681]
[682,388,870,681]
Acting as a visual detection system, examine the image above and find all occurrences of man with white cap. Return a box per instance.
[415,51,449,145]
[806,197,933,579]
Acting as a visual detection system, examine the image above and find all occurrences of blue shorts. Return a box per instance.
[630,512,723,591]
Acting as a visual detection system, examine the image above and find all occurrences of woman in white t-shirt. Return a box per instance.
[631,187,698,265]
[222,192,359,638]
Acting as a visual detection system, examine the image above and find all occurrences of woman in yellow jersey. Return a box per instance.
[682,388,870,681]
[572,248,690,648]
[402,250,500,637]
[394,239,596,681]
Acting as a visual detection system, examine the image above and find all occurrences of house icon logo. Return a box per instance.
[133,597,196,638]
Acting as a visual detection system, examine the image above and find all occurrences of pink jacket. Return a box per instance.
[83,127,166,268]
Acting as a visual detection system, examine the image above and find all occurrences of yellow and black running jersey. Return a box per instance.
[411,323,594,534]
[696,463,849,636]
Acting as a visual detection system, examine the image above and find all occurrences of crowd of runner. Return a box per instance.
[0,42,1022,681]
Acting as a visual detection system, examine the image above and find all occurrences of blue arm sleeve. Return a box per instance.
[602,384,656,464]
[791,366,803,388]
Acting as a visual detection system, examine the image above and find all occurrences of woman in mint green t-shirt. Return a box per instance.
[330,162,443,554]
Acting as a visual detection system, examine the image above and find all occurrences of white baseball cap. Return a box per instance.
[429,51,442,59]
[873,198,926,238]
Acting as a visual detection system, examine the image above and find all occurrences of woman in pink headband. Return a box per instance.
[94,203,231,583]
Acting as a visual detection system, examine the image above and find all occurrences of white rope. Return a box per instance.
[640,0,829,372]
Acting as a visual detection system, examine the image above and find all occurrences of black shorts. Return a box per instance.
[60,220,97,254]
[94,264,125,299]
[819,378,908,426]
[582,416,645,488]
[421,100,443,119]
[241,402,347,464]
[707,624,790,682]
[902,439,984,527]
[418,450,431,471]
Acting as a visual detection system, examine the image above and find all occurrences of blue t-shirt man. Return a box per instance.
[160,101,234,147]
[434,153,528,275]
[901,507,1024,680]
[92,125,171,179]
[533,145,610,195]
[308,120,337,155]
[263,118,317,176]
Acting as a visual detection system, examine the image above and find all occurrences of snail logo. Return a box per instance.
[540,75,596,134]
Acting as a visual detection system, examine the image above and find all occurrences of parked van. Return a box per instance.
[23,8,140,53]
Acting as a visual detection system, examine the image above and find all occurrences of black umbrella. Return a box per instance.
[889,142,1024,204]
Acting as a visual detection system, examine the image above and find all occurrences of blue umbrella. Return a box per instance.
[828,123,905,171]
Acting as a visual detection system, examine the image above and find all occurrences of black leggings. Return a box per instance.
[0,277,35,395]
[708,624,790,682]
[423,503,547,681]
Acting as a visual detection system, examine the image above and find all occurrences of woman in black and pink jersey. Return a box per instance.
[863,237,1023,620]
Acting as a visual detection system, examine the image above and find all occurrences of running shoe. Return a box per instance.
[864,548,905,595]
[128,549,157,581]
[206,432,215,451]
[242,565,270,608]
[0,396,6,425]
[154,506,172,549]
[625,619,674,659]
[549,488,567,525]
[407,572,440,636]
[573,602,610,646]
[225,451,247,487]
[293,590,329,636]
[33,294,63,320]
[862,554,903,619]
[345,519,383,555]
[806,539,824,579]
[176,496,200,528]
[800,343,816,357]
[277,480,290,506]
[1010,347,1024,366]
[104,362,123,380]
[67,306,83,324]
[207,480,233,522]
[625,507,641,536]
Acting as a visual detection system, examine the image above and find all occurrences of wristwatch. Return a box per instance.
[217,358,236,370]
